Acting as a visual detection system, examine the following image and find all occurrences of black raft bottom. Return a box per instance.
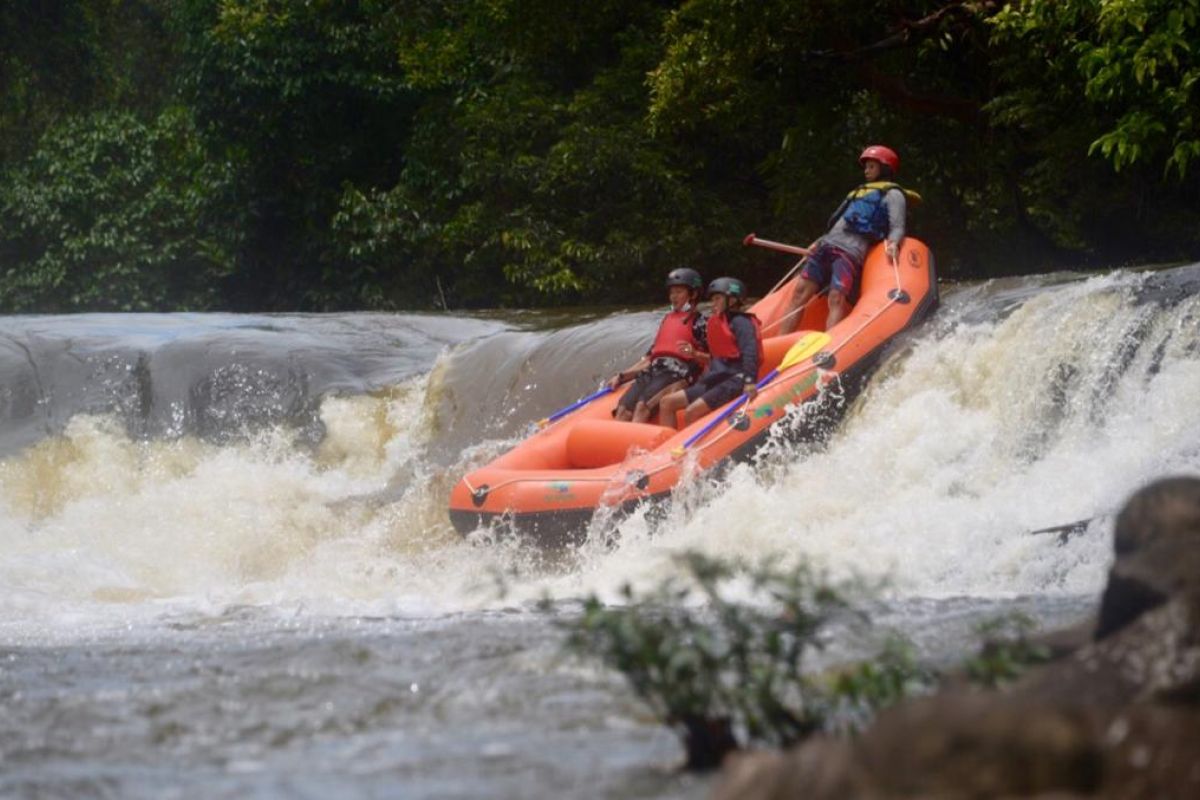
[450,497,667,550]
[450,507,600,549]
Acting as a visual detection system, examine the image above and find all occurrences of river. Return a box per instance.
[2,265,1199,797]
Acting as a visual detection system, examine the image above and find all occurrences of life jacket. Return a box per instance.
[833,182,922,242]
[706,311,764,376]
[650,308,701,361]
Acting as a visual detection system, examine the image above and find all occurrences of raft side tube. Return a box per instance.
[566,419,673,468]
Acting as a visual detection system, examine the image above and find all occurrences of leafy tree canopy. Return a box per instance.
[1,0,1198,311]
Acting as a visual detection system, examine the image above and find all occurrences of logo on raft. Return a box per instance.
[751,372,821,419]
[544,481,577,503]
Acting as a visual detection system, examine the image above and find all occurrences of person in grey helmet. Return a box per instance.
[608,268,709,423]
[659,277,762,430]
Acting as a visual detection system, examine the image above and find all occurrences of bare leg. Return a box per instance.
[779,278,820,335]
[658,389,687,429]
[613,406,634,422]
[826,288,849,329]
[683,398,714,426]
[635,380,685,424]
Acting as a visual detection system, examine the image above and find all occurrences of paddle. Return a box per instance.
[746,232,815,299]
[1028,518,1093,545]
[744,233,812,257]
[536,385,615,429]
[674,330,832,454]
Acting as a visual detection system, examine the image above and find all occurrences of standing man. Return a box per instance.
[779,145,918,334]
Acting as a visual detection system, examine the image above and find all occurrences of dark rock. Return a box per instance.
[1096,706,1200,799]
[679,715,738,770]
[1111,475,1200,556]
[1032,615,1097,661]
[1021,590,1200,709]
[852,693,1102,797]
[1096,476,1200,640]
[1097,536,1200,639]
[713,477,1200,800]
[713,742,859,800]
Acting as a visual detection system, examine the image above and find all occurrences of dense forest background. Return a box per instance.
[1,0,1198,311]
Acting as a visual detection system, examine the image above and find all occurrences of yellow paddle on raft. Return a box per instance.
[672,330,832,456]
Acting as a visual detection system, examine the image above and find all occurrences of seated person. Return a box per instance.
[659,277,762,430]
[607,268,708,423]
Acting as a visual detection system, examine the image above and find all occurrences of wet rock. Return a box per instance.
[1110,476,1200,556]
[713,476,1200,800]
[859,696,1102,797]
[1032,615,1096,659]
[1021,590,1200,708]
[1097,480,1200,638]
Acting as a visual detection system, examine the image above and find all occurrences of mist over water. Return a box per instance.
[1,267,1199,636]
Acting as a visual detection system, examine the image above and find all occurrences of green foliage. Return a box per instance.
[0,109,239,311]
[174,0,419,309]
[0,1,177,164]
[991,0,1200,179]
[328,0,748,308]
[555,552,930,768]
[2,0,1200,310]
[827,636,936,732]
[962,612,1053,689]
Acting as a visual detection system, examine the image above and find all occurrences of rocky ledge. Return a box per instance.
[714,476,1200,800]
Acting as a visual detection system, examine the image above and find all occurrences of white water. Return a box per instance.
[2,270,1199,635]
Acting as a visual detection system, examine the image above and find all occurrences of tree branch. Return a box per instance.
[802,1,1002,63]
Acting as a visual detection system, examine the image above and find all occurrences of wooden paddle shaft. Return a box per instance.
[744,233,811,257]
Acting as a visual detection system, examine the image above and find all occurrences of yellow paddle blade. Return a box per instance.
[776,331,832,372]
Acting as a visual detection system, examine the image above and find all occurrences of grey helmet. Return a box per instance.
[707,276,747,300]
[666,267,704,291]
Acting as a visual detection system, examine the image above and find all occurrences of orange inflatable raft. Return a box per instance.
[450,239,938,545]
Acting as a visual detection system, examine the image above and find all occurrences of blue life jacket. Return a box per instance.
[832,182,921,241]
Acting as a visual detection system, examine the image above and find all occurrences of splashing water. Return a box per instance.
[1,269,1199,634]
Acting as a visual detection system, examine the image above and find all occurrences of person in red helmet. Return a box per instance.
[779,145,920,333]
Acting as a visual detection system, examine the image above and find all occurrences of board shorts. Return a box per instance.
[616,359,689,413]
[684,369,746,410]
[799,242,861,302]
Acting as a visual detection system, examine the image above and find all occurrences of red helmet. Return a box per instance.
[859,145,899,175]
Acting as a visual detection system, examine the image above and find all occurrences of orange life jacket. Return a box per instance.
[650,309,701,361]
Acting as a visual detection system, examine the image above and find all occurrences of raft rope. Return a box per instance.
[761,286,829,336]
[765,255,807,297]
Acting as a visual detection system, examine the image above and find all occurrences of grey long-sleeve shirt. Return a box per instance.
[819,187,907,263]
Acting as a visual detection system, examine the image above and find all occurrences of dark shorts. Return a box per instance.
[684,370,746,410]
[617,365,687,413]
[800,243,861,302]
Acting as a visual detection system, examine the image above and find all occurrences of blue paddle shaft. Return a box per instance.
[681,368,777,449]
[546,385,614,423]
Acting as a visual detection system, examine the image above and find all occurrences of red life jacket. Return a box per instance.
[650,309,701,361]
[707,311,764,370]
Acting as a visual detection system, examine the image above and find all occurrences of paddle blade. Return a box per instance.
[776,331,832,372]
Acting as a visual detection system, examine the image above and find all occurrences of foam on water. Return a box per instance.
[2,269,1199,634]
